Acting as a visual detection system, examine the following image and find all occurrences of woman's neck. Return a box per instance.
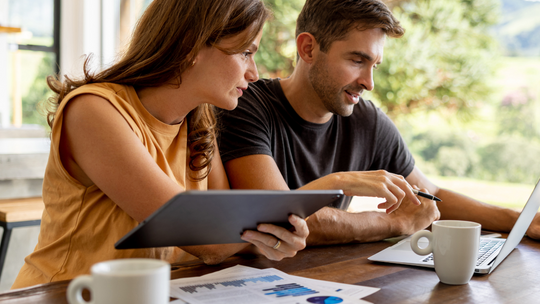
[136,84,195,125]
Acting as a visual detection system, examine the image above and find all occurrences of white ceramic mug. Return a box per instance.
[67,259,170,304]
[410,220,481,285]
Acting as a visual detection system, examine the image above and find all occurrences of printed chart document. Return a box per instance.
[170,265,379,304]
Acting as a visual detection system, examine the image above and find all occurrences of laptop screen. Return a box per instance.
[488,179,540,273]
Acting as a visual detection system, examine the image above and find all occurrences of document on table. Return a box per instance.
[170,265,379,304]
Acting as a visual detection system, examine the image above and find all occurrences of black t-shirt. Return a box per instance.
[218,78,415,189]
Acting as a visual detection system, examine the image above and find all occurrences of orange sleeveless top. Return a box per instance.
[12,83,206,289]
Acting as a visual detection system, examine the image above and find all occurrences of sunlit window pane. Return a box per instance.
[7,0,54,47]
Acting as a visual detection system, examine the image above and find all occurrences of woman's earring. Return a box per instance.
[191,61,195,67]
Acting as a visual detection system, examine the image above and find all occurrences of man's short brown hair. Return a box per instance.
[296,0,404,52]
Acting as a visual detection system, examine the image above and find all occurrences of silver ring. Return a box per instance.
[272,239,281,250]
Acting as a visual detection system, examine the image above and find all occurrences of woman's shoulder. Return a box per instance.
[66,83,130,99]
[58,83,137,129]
[60,83,138,116]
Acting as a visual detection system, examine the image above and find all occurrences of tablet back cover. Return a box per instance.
[115,190,344,249]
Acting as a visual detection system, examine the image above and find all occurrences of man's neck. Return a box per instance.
[279,65,334,124]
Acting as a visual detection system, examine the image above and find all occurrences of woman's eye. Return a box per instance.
[242,51,253,58]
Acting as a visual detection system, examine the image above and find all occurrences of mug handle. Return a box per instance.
[67,275,94,304]
[410,230,433,255]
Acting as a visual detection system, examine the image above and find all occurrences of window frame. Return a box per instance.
[13,0,60,74]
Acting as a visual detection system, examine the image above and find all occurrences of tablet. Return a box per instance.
[115,190,344,249]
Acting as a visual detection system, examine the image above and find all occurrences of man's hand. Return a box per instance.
[388,187,441,236]
[310,170,421,214]
[240,214,308,260]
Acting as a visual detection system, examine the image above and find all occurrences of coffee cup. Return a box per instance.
[67,258,170,304]
[410,220,481,285]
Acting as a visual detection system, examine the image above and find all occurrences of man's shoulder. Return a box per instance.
[247,78,277,90]
[242,78,281,101]
[220,78,284,125]
[350,98,383,120]
[358,97,379,110]
[237,78,287,114]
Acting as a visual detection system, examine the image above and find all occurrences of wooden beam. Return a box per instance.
[0,26,22,34]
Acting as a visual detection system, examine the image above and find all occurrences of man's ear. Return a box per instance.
[296,32,318,64]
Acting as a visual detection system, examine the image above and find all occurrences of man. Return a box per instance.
[218,0,540,245]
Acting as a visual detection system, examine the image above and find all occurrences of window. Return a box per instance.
[0,0,60,128]
[0,0,153,129]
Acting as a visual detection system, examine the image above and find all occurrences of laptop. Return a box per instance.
[368,179,540,274]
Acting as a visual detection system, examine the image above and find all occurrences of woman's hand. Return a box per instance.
[240,214,308,260]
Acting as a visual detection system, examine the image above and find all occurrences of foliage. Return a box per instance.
[22,53,54,128]
[408,129,478,177]
[371,0,500,121]
[477,137,540,184]
[257,0,305,78]
[435,146,472,177]
[497,86,540,139]
[409,125,540,184]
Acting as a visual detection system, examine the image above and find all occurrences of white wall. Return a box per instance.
[60,0,103,79]
[60,0,123,79]
[102,0,121,68]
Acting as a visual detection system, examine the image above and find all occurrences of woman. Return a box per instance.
[12,0,308,289]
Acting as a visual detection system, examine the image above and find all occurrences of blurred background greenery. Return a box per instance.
[16,0,540,208]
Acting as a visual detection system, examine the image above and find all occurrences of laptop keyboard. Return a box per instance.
[477,239,504,265]
[421,238,504,266]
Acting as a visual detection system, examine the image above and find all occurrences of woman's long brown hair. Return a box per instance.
[46,0,269,181]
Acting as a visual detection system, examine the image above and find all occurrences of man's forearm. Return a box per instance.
[436,188,518,232]
[306,207,400,246]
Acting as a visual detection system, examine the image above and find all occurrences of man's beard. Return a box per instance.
[308,54,362,117]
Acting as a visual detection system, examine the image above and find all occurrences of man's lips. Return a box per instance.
[345,90,361,98]
[345,90,362,104]
[237,87,247,96]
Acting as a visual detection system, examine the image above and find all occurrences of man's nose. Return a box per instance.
[357,69,374,91]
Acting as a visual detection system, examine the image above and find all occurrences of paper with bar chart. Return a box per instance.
[170,265,378,304]
[199,265,379,300]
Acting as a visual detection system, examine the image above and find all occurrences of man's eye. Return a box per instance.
[373,64,379,70]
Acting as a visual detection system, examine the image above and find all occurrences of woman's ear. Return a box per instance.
[296,32,318,64]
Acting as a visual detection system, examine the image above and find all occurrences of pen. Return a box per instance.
[412,189,442,202]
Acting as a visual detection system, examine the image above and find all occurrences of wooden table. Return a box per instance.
[2,234,540,303]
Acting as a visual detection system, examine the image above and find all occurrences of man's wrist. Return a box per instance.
[349,211,402,243]
[325,172,354,196]
[386,212,408,237]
